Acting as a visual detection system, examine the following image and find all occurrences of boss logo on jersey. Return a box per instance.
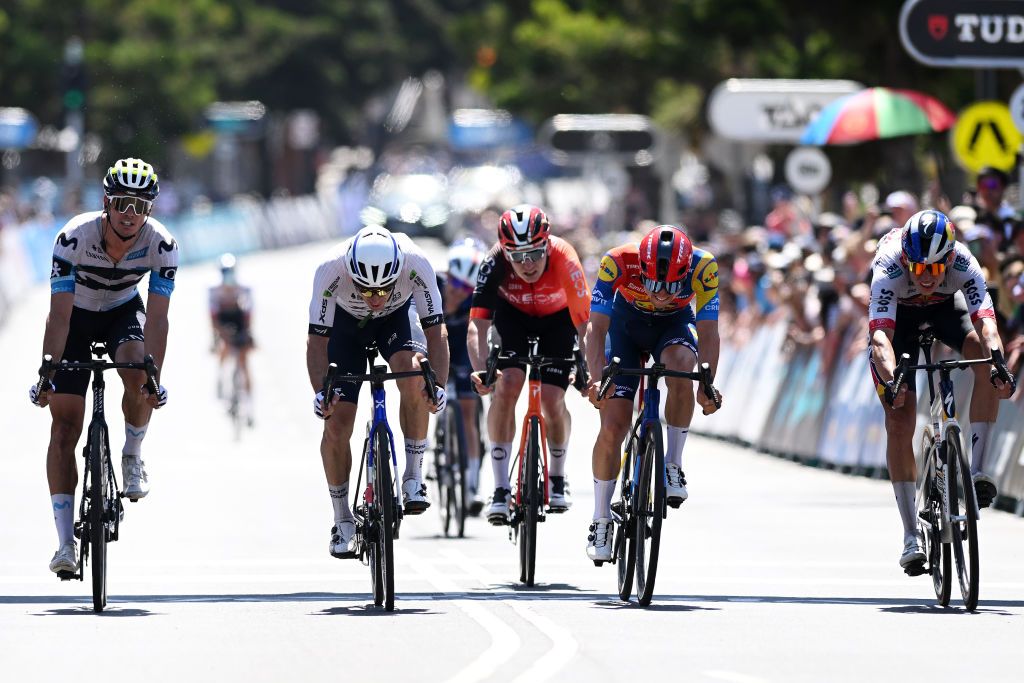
[598,256,619,282]
[125,246,149,260]
[954,253,970,272]
[875,287,894,313]
[319,298,329,323]
[56,234,79,250]
[964,278,983,307]
[51,257,72,279]
[159,266,177,280]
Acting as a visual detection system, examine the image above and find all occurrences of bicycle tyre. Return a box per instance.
[946,428,979,610]
[918,430,950,606]
[447,404,469,538]
[616,444,636,602]
[367,432,385,607]
[635,428,665,606]
[231,358,243,441]
[433,415,452,537]
[377,428,396,611]
[518,416,541,586]
[88,422,108,612]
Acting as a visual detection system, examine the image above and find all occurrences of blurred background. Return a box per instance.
[3,0,1024,504]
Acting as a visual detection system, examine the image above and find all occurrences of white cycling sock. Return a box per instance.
[665,425,689,468]
[490,442,513,490]
[593,478,616,520]
[123,422,148,457]
[403,438,427,482]
[548,441,568,477]
[329,483,353,523]
[51,494,75,546]
[970,422,992,474]
[893,481,918,539]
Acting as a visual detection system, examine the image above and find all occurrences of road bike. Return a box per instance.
[321,345,437,611]
[596,356,719,606]
[431,376,483,538]
[36,343,159,612]
[893,330,1010,611]
[481,338,587,586]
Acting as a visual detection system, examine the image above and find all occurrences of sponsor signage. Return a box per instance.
[784,147,832,195]
[951,101,1023,172]
[899,0,1024,68]
[0,108,39,149]
[539,114,660,167]
[707,79,863,143]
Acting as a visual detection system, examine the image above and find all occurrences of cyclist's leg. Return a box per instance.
[489,303,528,498]
[653,312,699,505]
[537,311,575,482]
[47,309,91,571]
[868,308,923,566]
[450,321,482,493]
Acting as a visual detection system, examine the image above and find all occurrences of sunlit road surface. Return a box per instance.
[2,240,1022,682]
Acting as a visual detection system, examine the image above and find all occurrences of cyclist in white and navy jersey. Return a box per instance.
[306,225,449,559]
[868,209,1014,573]
[30,158,177,576]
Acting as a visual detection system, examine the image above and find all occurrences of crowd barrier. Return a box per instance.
[691,319,1024,514]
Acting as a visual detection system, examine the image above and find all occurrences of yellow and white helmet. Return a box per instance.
[103,157,160,200]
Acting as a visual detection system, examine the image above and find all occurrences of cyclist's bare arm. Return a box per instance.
[467,316,491,372]
[695,319,721,379]
[870,327,899,384]
[584,312,610,386]
[306,334,330,393]
[144,293,171,378]
[423,322,450,387]
[41,291,75,367]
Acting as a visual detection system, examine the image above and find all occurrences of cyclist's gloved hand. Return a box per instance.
[314,389,341,420]
[29,381,55,407]
[431,386,447,414]
[143,384,169,408]
[990,364,1017,396]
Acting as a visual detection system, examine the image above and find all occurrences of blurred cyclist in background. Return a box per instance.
[209,253,255,424]
[443,238,486,513]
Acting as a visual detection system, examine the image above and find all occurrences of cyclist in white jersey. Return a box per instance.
[306,225,449,558]
[209,253,255,421]
[867,210,1014,572]
[29,158,176,576]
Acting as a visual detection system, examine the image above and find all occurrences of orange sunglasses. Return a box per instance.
[907,261,946,277]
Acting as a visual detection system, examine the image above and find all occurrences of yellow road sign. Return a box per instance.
[951,101,1022,173]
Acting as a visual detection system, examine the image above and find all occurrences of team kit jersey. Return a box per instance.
[307,232,444,337]
[469,236,591,328]
[50,211,179,308]
[868,227,995,332]
[591,243,720,320]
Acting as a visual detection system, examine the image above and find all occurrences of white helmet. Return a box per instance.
[447,238,483,288]
[346,226,404,288]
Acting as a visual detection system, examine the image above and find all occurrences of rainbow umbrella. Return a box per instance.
[800,87,956,145]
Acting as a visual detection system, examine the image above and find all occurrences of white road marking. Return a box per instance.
[704,670,768,683]
[442,548,579,683]
[404,546,522,683]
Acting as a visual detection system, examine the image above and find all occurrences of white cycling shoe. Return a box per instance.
[122,455,150,501]
[587,518,614,565]
[49,541,79,575]
[899,531,926,572]
[666,463,688,508]
[330,521,358,559]
[487,487,512,526]
[402,478,430,515]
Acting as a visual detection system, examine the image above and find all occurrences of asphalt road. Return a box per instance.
[2,239,1022,682]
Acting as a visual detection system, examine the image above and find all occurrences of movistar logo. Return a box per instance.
[52,501,71,510]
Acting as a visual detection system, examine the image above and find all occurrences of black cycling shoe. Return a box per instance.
[973,475,997,509]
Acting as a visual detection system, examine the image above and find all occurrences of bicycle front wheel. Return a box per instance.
[518,416,541,586]
[634,428,665,606]
[87,422,108,612]
[616,444,636,602]
[375,428,396,611]
[946,428,979,610]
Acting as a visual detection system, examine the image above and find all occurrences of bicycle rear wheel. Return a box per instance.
[87,422,108,612]
[946,428,979,610]
[445,405,469,538]
[433,415,453,537]
[917,431,950,605]
[616,444,636,602]
[634,428,665,606]
[518,416,541,586]
[372,428,396,611]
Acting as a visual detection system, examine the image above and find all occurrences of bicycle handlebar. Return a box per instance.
[320,357,439,419]
[888,348,1015,406]
[597,357,721,411]
[479,343,581,390]
[38,353,160,396]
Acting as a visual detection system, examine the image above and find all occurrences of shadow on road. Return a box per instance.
[33,607,159,617]
[313,604,439,616]
[879,604,1015,616]
[592,599,719,612]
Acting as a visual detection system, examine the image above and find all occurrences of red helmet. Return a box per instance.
[498,204,550,250]
[638,225,693,293]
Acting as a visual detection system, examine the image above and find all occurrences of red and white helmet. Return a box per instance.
[498,204,550,250]
[638,225,693,294]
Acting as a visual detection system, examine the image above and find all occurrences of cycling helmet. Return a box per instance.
[498,204,550,250]
[901,210,955,265]
[219,253,236,273]
[638,225,693,288]
[103,157,160,201]
[346,225,404,288]
[447,239,483,289]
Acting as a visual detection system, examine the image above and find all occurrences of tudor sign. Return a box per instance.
[900,0,1024,68]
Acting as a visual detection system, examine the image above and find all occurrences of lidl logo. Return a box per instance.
[598,256,619,283]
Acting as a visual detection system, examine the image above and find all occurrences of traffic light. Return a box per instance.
[61,61,87,111]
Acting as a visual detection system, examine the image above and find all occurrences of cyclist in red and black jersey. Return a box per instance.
[467,205,591,523]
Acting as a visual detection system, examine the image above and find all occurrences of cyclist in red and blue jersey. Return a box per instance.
[582,224,723,563]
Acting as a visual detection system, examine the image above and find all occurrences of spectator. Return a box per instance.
[883,190,918,229]
[973,166,1020,252]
